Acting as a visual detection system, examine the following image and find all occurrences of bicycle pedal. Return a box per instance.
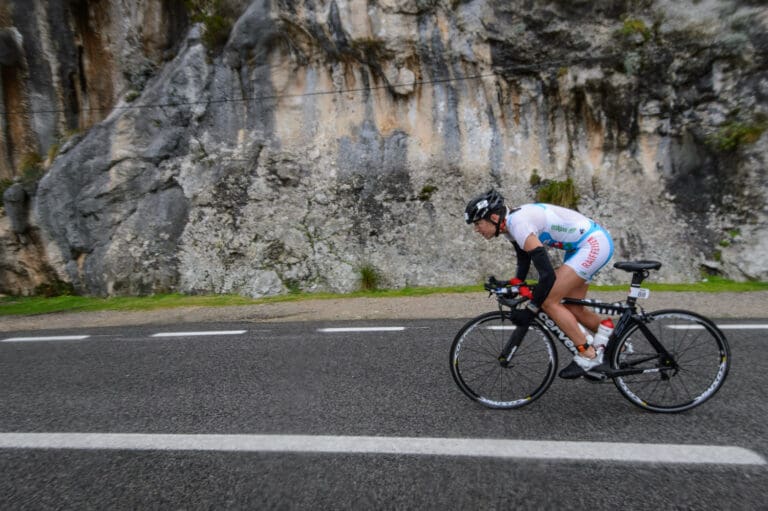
[584,366,610,382]
[584,372,609,382]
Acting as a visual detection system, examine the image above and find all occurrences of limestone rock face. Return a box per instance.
[1,0,766,296]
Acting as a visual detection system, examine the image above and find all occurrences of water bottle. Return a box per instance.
[592,318,614,355]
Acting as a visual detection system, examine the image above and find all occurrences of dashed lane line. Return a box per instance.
[3,324,768,343]
[0,433,763,466]
[2,335,91,342]
[668,324,768,330]
[318,327,406,333]
[150,330,247,338]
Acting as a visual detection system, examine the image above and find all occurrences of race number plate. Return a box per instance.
[629,287,650,299]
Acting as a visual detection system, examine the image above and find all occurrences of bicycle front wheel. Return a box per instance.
[449,311,557,409]
[611,310,730,413]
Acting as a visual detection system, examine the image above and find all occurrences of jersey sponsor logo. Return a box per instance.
[551,224,577,234]
[581,236,600,269]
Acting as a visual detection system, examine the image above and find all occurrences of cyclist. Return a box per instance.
[464,189,615,378]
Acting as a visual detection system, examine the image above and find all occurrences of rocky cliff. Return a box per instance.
[1,0,767,297]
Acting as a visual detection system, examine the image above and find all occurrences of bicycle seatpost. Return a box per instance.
[627,270,650,307]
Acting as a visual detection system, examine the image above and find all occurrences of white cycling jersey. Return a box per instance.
[504,203,614,281]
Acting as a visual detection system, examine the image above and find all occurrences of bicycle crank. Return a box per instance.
[584,371,609,382]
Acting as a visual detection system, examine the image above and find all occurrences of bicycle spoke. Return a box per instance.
[450,312,556,409]
[612,310,729,412]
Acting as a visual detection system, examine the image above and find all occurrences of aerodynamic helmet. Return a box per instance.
[464,189,505,224]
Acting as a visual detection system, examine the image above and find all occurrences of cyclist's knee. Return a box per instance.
[541,296,565,313]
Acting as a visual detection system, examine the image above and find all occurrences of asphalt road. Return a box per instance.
[1,318,766,509]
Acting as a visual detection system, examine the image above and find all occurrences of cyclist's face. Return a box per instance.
[473,217,498,239]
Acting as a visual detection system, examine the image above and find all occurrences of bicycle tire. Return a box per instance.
[449,311,558,409]
[611,309,730,413]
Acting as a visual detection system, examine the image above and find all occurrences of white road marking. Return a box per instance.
[2,335,91,342]
[318,327,405,333]
[151,330,247,338]
[668,324,768,330]
[2,323,765,344]
[0,433,763,465]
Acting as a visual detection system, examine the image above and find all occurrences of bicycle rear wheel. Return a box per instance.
[611,309,730,413]
[449,311,557,409]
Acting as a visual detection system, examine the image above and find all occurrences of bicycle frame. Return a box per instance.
[458,262,729,411]
[497,269,678,378]
[559,297,678,377]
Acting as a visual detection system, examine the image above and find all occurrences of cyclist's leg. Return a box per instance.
[541,265,597,358]
[560,226,614,338]
[543,227,613,359]
[562,278,601,332]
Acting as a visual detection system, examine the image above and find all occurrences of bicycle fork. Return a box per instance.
[498,334,522,366]
[497,319,532,367]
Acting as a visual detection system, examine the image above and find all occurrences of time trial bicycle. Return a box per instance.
[449,260,730,413]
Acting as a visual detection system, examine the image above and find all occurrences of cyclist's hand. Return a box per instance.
[508,278,533,299]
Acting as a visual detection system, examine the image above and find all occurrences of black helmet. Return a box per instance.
[464,189,505,224]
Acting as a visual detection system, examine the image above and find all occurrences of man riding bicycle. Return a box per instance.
[464,189,615,378]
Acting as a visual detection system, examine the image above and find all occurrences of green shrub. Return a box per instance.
[418,185,438,201]
[125,90,141,103]
[0,178,13,197]
[358,264,382,291]
[0,177,13,213]
[708,121,766,152]
[34,280,76,298]
[619,18,651,42]
[19,152,45,187]
[46,143,60,162]
[283,278,301,294]
[529,169,541,186]
[535,178,580,209]
[184,0,234,50]
[201,13,232,49]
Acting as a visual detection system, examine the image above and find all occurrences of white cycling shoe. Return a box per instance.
[558,351,604,379]
[574,352,604,371]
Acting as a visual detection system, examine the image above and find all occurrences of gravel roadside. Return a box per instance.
[2,290,767,332]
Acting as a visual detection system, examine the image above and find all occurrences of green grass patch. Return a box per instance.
[0,293,260,316]
[0,279,765,317]
[591,276,768,293]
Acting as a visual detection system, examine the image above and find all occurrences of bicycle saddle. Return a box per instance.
[613,260,662,272]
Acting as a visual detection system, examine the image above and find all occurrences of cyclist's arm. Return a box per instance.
[523,234,555,310]
[512,241,530,281]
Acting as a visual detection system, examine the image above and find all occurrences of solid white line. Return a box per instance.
[151,330,247,338]
[668,324,768,330]
[486,326,517,331]
[0,433,763,466]
[2,335,91,342]
[318,327,405,333]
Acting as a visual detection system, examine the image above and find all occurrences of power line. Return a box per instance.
[1,53,622,118]
[2,72,500,118]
